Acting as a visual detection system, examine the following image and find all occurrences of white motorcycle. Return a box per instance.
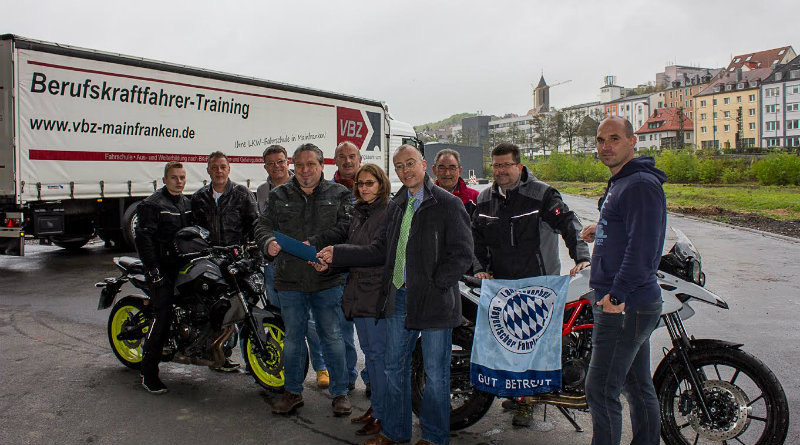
[411,229,789,445]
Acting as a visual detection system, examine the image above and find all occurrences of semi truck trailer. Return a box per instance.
[0,35,418,255]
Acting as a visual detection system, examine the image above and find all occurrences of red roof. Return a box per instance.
[696,67,774,96]
[725,46,795,72]
[636,108,693,134]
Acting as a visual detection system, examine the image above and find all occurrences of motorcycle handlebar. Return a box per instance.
[461,275,483,288]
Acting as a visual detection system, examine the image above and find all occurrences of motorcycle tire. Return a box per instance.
[655,346,789,445]
[411,325,495,431]
[243,317,309,392]
[107,297,151,370]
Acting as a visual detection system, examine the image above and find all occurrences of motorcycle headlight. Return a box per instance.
[244,272,264,296]
[690,259,703,285]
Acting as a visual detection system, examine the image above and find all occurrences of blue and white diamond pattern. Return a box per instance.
[502,291,553,342]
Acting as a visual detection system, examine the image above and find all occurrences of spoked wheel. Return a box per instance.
[107,297,151,369]
[655,347,789,445]
[244,318,309,392]
[411,326,495,430]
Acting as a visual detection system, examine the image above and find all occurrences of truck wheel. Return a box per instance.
[122,202,140,252]
[51,235,92,251]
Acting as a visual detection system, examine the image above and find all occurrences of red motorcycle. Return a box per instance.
[411,229,789,445]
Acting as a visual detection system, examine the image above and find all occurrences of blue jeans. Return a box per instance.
[266,265,327,372]
[276,285,347,397]
[339,272,358,384]
[354,316,387,419]
[306,313,327,372]
[585,300,662,445]
[263,264,278,303]
[382,288,452,445]
[341,314,358,384]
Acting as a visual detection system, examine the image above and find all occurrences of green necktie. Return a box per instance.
[392,196,416,289]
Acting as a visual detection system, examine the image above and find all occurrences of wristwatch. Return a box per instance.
[608,295,621,305]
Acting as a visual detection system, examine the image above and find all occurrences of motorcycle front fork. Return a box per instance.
[662,313,714,423]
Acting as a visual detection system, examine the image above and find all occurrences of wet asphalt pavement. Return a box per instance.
[1,193,797,445]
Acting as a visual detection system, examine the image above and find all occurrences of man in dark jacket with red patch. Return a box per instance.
[471,142,590,425]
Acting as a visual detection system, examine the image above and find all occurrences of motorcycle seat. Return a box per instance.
[116,256,144,274]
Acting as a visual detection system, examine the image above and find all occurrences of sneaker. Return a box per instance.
[272,391,304,415]
[210,359,240,373]
[316,370,330,389]
[141,374,168,395]
[501,398,519,410]
[332,394,352,416]
[511,401,534,427]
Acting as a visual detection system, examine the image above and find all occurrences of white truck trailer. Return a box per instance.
[0,35,419,255]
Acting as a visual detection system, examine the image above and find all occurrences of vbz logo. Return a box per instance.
[336,107,371,148]
[339,119,363,139]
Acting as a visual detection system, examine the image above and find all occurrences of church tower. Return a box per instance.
[533,75,550,113]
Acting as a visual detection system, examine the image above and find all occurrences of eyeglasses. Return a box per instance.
[435,165,459,173]
[356,180,378,187]
[491,162,519,170]
[394,159,419,172]
[265,159,287,168]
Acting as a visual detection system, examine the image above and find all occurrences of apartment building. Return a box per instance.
[761,55,800,148]
[635,108,693,150]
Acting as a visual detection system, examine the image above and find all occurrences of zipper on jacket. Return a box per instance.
[509,210,538,248]
[536,252,545,276]
[434,230,439,264]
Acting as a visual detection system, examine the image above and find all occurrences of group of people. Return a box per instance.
[134,115,667,445]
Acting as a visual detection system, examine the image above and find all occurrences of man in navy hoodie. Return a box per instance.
[581,116,667,445]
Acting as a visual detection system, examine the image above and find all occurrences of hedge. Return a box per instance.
[522,151,797,185]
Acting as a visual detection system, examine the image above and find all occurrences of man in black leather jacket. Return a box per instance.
[191,152,258,372]
[191,151,259,247]
[135,162,192,394]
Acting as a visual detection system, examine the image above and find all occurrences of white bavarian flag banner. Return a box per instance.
[470,275,570,397]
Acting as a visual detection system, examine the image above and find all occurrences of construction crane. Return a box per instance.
[530,79,572,92]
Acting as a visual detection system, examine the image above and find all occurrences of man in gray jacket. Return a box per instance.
[255,143,353,416]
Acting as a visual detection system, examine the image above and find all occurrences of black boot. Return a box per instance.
[141,373,168,394]
[141,353,168,394]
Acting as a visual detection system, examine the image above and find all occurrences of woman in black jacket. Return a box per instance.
[315,163,390,437]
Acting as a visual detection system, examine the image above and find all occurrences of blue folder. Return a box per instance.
[273,231,320,263]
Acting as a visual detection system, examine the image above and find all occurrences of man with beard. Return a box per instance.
[256,143,353,416]
[471,143,590,426]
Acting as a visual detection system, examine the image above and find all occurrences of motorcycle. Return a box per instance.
[411,228,789,445]
[96,226,308,391]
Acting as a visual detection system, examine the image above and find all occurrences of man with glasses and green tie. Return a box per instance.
[471,142,590,426]
[319,144,473,445]
[432,148,479,216]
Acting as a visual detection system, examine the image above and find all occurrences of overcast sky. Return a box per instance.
[4,0,798,126]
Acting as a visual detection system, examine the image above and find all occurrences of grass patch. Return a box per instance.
[550,182,800,221]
